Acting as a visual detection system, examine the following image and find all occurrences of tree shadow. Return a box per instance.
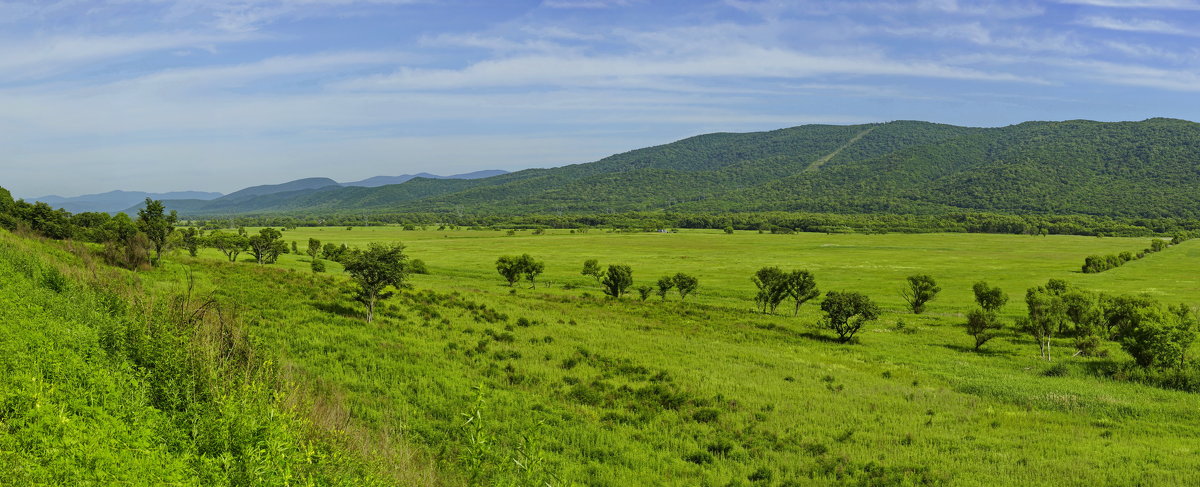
[939,343,1016,357]
[311,301,362,319]
[797,331,850,344]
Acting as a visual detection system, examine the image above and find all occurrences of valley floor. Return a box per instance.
[136,228,1200,485]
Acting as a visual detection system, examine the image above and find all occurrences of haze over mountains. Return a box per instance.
[131,118,1200,220]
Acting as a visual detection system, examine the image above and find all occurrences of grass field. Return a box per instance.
[162,227,1200,485]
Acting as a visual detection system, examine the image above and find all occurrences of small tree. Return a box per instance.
[311,258,326,273]
[786,270,819,316]
[901,274,940,314]
[307,238,322,259]
[972,281,1008,313]
[343,243,409,323]
[672,273,699,301]
[752,266,789,314]
[1120,303,1197,368]
[248,227,287,264]
[655,275,674,301]
[582,259,603,284]
[820,291,880,343]
[136,198,177,265]
[966,309,1003,351]
[209,231,248,262]
[601,264,632,298]
[496,255,522,286]
[636,285,653,301]
[180,227,202,257]
[1022,286,1067,361]
[519,254,545,288]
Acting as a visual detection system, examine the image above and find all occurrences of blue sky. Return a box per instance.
[3,0,1199,198]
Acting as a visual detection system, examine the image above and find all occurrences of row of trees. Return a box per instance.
[1081,235,1192,273]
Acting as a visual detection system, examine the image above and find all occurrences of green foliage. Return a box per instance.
[343,243,410,323]
[655,275,673,301]
[581,258,602,284]
[820,291,880,343]
[0,231,385,485]
[786,270,819,316]
[136,198,177,265]
[752,266,789,314]
[1119,304,1198,368]
[179,227,202,257]
[902,274,941,314]
[1021,281,1070,361]
[207,230,248,263]
[965,309,1003,351]
[311,258,327,273]
[247,227,287,264]
[307,237,322,258]
[495,254,542,288]
[671,272,699,301]
[636,285,653,301]
[972,281,1008,313]
[600,264,633,298]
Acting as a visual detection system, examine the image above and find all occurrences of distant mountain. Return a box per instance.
[341,170,508,188]
[31,190,223,214]
[217,177,341,202]
[156,118,1200,219]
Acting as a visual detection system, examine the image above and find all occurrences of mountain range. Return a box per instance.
[33,171,508,214]
[135,118,1200,219]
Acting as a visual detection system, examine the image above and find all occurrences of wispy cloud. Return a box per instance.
[1077,16,1197,35]
[1056,0,1200,9]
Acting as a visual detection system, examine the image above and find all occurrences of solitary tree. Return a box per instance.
[307,238,322,259]
[972,281,1008,313]
[967,281,1008,352]
[343,243,409,323]
[248,227,287,264]
[180,227,203,257]
[786,270,819,316]
[209,231,248,262]
[655,275,674,301]
[581,259,603,284]
[601,264,633,298]
[136,198,177,265]
[672,273,699,301]
[820,291,880,343]
[966,309,1004,351]
[901,274,941,314]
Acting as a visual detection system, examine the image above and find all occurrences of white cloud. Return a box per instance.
[541,0,632,8]
[1077,16,1197,35]
[0,31,255,81]
[1056,0,1200,9]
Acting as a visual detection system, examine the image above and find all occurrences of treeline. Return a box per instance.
[1081,234,1194,273]
[189,210,1200,238]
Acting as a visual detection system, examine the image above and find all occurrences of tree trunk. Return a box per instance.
[366,295,375,323]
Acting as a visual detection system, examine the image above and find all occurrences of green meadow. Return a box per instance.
[154,227,1200,485]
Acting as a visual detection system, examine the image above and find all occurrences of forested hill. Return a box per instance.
[161,118,1200,218]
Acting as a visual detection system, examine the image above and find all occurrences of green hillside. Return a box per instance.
[0,230,413,485]
[162,118,1200,218]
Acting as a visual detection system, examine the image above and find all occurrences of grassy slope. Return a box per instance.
[153,228,1200,485]
[0,230,402,485]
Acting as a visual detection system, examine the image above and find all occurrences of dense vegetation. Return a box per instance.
[0,230,398,485]
[138,118,1200,220]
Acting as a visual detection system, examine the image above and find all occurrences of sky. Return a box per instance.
[3,0,1200,198]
